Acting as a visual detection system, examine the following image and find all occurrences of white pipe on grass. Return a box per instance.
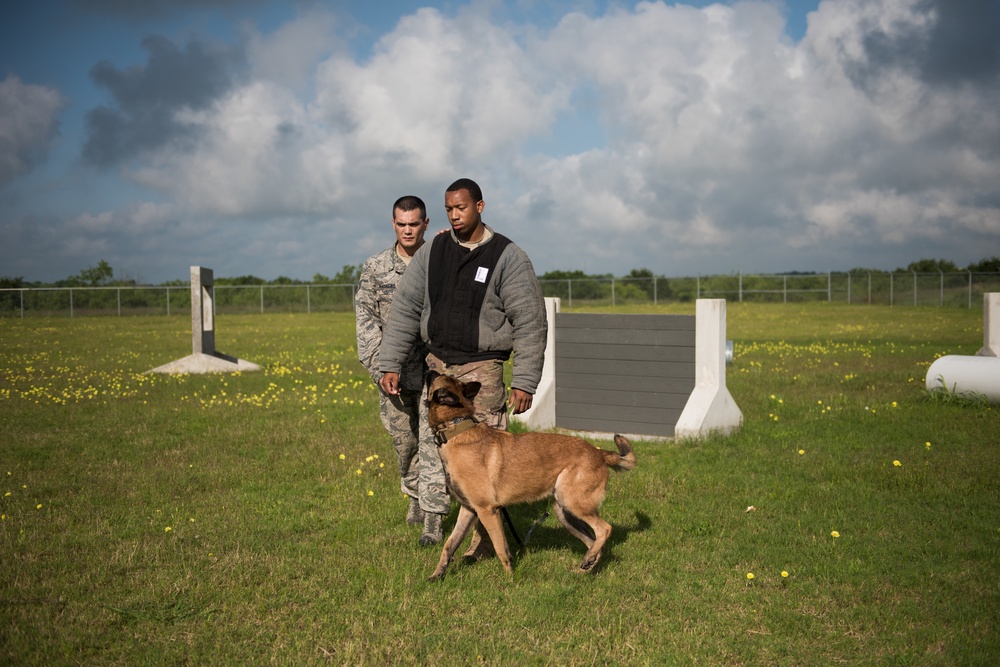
[926,356,1000,403]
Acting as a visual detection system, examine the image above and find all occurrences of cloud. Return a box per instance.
[494,0,1000,272]
[83,34,247,167]
[118,7,570,220]
[27,0,997,283]
[72,0,269,21]
[0,75,66,188]
[835,0,1000,89]
[245,6,342,92]
[3,202,198,283]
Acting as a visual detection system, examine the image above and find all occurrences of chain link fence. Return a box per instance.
[539,271,1000,308]
[2,272,999,317]
[0,283,356,317]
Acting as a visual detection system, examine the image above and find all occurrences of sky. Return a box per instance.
[1,0,998,284]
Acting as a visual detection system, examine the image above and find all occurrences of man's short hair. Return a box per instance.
[446,178,483,203]
[393,195,426,219]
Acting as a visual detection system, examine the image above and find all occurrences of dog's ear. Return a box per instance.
[462,381,481,401]
[433,388,463,406]
[426,370,441,388]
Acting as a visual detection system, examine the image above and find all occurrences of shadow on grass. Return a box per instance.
[497,506,653,573]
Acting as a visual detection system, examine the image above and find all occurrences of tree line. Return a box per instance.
[2,256,998,291]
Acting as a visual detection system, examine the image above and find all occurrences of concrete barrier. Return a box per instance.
[515,297,741,440]
[674,299,743,438]
[926,292,1000,403]
[148,266,260,374]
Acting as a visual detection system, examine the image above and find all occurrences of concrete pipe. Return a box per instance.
[926,355,1000,404]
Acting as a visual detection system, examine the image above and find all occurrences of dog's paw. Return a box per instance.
[578,553,602,572]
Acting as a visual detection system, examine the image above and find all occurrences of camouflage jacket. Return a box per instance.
[355,244,426,391]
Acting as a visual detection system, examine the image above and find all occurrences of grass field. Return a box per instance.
[2,304,998,665]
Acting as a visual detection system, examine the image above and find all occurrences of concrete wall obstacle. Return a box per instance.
[516,297,560,430]
[514,298,742,440]
[674,299,744,438]
[977,292,999,357]
[553,311,696,438]
[148,266,261,374]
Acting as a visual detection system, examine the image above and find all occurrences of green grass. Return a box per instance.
[2,304,998,665]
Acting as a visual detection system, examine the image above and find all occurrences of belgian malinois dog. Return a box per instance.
[425,372,637,580]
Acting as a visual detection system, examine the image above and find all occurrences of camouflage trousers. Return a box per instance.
[378,389,421,501]
[417,353,508,514]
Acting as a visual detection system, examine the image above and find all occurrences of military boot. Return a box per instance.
[419,512,444,546]
[406,497,424,525]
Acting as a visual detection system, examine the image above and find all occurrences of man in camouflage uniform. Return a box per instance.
[379,178,547,554]
[355,195,440,540]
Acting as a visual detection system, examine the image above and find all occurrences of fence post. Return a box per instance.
[868,272,872,305]
[611,278,615,307]
[969,271,973,309]
[847,272,852,304]
[739,272,743,303]
[783,275,787,303]
[307,285,311,314]
[653,276,657,305]
[940,270,944,307]
[828,271,832,302]
[568,279,572,308]
[260,285,264,314]
[913,271,917,307]
[70,288,74,318]
[20,289,24,318]
[117,288,121,317]
[890,273,894,306]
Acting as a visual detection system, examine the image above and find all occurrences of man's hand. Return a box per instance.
[379,372,401,396]
[510,388,533,415]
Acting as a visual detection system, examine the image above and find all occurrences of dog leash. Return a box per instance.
[523,510,550,544]
[501,507,551,548]
[501,508,522,547]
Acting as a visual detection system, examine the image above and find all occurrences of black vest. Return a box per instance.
[426,231,513,364]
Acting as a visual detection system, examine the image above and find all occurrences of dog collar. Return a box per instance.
[433,416,479,445]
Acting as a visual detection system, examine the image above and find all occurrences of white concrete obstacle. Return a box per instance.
[926,293,1000,403]
[148,266,260,374]
[674,299,743,438]
[517,297,560,430]
[977,292,999,357]
[516,297,742,439]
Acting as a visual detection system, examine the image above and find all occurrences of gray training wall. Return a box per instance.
[517,297,742,440]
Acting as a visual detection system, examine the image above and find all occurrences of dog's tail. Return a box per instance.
[603,434,637,472]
